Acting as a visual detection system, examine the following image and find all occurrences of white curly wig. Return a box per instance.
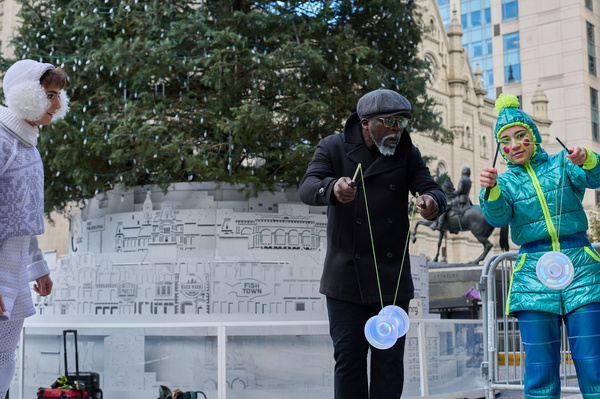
[3,59,69,122]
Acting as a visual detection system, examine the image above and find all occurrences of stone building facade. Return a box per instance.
[408,0,552,262]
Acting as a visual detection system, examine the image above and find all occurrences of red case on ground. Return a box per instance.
[37,388,88,398]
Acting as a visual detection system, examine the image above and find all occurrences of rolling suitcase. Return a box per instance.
[63,330,103,399]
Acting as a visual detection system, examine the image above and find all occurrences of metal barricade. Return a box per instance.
[479,244,598,399]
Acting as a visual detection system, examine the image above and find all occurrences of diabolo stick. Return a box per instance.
[349,163,361,188]
[556,137,572,154]
[556,136,583,168]
[484,143,500,201]
[415,192,426,210]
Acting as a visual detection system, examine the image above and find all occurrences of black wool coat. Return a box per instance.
[299,112,446,305]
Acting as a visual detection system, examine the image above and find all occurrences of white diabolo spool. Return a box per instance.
[379,305,410,338]
[536,251,574,290]
[364,314,399,350]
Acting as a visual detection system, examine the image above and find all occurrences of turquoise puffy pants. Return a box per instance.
[517,302,600,399]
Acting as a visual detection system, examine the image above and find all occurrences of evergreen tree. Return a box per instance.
[7,0,451,213]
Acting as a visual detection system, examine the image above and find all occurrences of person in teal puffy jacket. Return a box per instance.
[480,94,600,399]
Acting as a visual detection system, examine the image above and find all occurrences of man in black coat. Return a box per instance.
[299,88,446,399]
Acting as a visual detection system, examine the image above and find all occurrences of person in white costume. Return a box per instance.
[0,59,69,397]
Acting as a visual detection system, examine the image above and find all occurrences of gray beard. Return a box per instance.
[370,132,400,156]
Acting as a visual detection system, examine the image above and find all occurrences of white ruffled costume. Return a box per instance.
[0,59,69,397]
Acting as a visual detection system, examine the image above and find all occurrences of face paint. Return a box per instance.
[497,126,536,164]
[499,130,531,155]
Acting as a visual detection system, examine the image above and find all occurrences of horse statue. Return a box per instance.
[411,176,509,264]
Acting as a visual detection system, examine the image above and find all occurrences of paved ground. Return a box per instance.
[491,361,581,399]
[495,381,582,399]
[497,392,582,399]
[496,391,583,399]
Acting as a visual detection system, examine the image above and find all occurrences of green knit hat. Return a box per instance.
[494,94,541,143]
[494,94,541,162]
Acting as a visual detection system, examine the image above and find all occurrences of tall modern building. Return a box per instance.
[438,0,495,96]
[439,0,600,207]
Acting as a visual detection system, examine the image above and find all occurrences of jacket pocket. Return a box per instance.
[506,252,526,315]
[513,252,527,272]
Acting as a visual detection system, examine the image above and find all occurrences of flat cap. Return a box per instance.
[356,88,412,120]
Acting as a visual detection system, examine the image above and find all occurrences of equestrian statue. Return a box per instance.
[411,167,509,264]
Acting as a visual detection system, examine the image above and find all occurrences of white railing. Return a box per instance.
[14,318,486,399]
[479,245,593,399]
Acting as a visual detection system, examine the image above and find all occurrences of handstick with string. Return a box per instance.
[556,137,583,168]
[360,168,415,349]
[555,137,572,154]
[535,136,576,289]
[484,142,500,201]
[349,163,361,188]
[415,191,426,210]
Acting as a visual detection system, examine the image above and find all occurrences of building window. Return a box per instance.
[275,229,285,245]
[466,126,473,149]
[586,0,593,11]
[436,162,448,179]
[473,40,483,57]
[502,0,518,22]
[503,32,521,84]
[461,13,468,29]
[424,55,437,83]
[471,10,481,27]
[588,22,597,76]
[481,136,489,158]
[591,88,599,142]
[486,69,494,86]
[156,283,172,297]
[504,31,520,51]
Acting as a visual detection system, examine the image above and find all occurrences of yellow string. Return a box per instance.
[358,165,384,309]
[393,196,419,308]
[358,165,420,311]
[555,139,567,243]
[557,145,566,241]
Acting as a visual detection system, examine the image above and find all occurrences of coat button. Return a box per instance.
[355,253,361,259]
[390,184,397,190]
[387,217,393,224]
[318,188,324,194]
[387,252,393,258]
[356,218,362,225]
